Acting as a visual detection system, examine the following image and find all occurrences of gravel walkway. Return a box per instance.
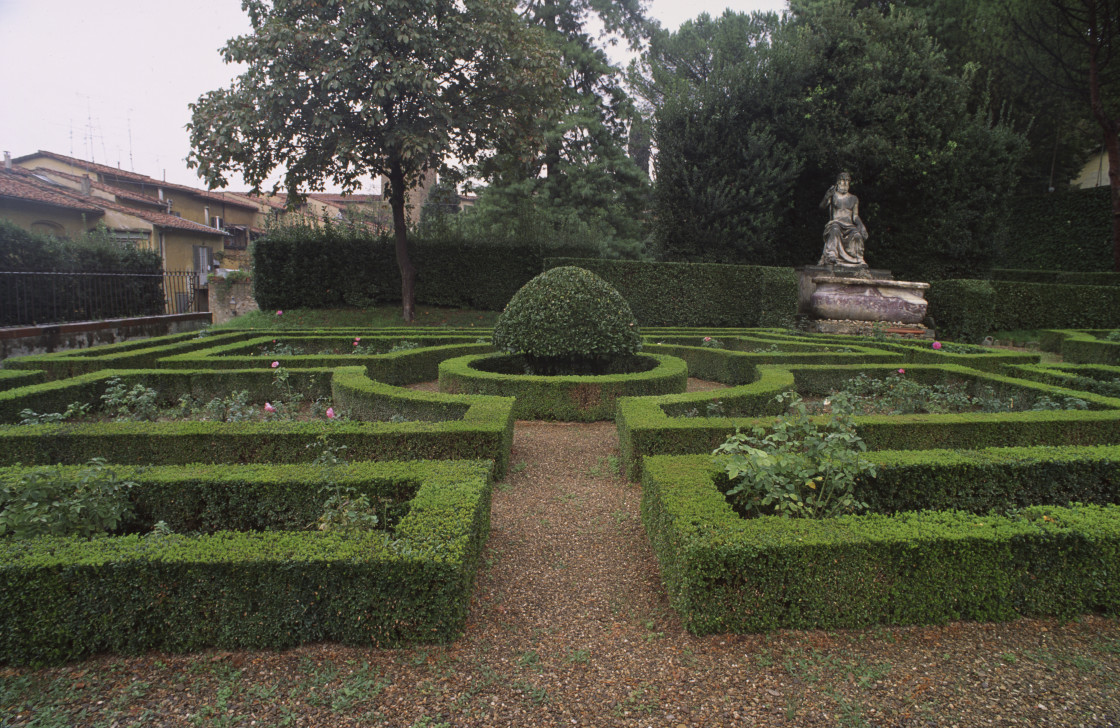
[2,419,1119,726]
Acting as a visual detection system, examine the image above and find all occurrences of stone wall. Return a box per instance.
[208,280,259,325]
[0,314,211,361]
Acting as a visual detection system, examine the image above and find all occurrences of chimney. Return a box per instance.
[3,151,10,170]
[81,175,92,195]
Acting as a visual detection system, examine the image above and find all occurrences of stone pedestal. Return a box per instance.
[796,265,893,315]
[809,277,930,324]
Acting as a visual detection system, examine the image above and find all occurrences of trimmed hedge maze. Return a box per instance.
[0,329,513,664]
[5,326,1120,660]
[622,329,1120,634]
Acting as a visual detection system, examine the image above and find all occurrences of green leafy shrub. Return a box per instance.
[18,402,90,425]
[100,378,159,422]
[492,266,641,374]
[0,458,136,538]
[713,392,874,518]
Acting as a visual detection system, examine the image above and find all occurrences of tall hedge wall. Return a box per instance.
[929,279,1120,340]
[1002,187,1113,271]
[251,234,596,311]
[544,258,798,328]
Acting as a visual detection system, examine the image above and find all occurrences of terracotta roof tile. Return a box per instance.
[0,167,223,237]
[12,150,259,211]
[0,167,105,215]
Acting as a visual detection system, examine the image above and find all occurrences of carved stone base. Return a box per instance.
[809,276,930,324]
[802,318,935,339]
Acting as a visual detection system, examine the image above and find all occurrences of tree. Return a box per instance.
[643,2,1027,277]
[1009,0,1120,269]
[188,0,560,321]
[470,0,652,250]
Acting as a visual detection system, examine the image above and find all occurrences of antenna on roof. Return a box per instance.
[85,97,95,164]
[127,109,135,172]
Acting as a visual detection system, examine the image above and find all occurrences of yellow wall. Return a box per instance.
[1073,151,1111,189]
[0,201,100,238]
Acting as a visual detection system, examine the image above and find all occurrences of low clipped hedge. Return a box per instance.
[0,370,44,392]
[545,258,798,328]
[439,353,687,422]
[861,445,1120,514]
[0,460,494,665]
[0,332,252,380]
[618,362,1120,480]
[0,367,516,477]
[1039,330,1120,365]
[642,454,1120,634]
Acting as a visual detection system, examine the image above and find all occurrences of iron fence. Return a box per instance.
[0,270,202,327]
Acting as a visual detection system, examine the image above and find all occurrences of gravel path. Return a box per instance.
[2,420,1119,727]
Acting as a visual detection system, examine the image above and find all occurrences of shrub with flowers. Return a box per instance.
[700,336,724,349]
[714,392,873,519]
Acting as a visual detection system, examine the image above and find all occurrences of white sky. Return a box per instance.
[0,0,786,192]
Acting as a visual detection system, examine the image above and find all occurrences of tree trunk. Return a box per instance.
[387,159,417,322]
[1084,0,1120,270]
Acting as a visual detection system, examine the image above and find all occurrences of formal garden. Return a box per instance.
[0,260,1118,726]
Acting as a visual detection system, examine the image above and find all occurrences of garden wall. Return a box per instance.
[544,258,798,328]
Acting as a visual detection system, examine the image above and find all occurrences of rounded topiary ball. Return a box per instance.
[492,266,641,373]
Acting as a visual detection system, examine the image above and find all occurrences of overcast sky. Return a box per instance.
[0,0,786,192]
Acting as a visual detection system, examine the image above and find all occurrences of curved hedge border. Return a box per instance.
[0,459,494,665]
[438,353,687,422]
[0,367,516,477]
[642,454,1119,634]
[1040,329,1120,365]
[618,362,1120,479]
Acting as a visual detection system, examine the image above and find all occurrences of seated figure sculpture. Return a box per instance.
[817,171,868,267]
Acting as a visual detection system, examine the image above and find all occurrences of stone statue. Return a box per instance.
[817,172,868,267]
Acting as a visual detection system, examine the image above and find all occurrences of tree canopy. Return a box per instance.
[466,0,652,253]
[188,0,561,320]
[644,1,1027,278]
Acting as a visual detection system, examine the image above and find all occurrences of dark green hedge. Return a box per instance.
[991,282,1120,330]
[641,455,1120,634]
[438,353,687,421]
[861,445,1120,514]
[251,234,596,311]
[926,280,995,342]
[544,258,798,328]
[0,459,494,665]
[1003,187,1113,271]
[990,269,1120,286]
[617,362,1120,480]
[928,280,1120,340]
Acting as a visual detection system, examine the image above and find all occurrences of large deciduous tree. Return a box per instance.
[467,0,652,252]
[1009,0,1120,269]
[188,0,560,321]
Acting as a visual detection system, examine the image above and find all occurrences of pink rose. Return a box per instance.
[898,368,905,374]
[264,402,275,413]
[353,341,359,346]
[271,361,279,368]
[276,310,283,316]
[703,337,712,342]
[354,337,361,342]
[326,407,336,419]
[932,341,942,350]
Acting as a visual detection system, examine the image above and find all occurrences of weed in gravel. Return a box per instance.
[825,687,870,728]
[512,680,550,705]
[613,683,659,716]
[565,648,591,664]
[517,650,542,670]
[408,717,450,728]
[756,649,775,667]
[509,461,529,475]
[1000,652,1018,664]
[587,455,620,478]
[330,662,390,711]
[1095,637,1120,654]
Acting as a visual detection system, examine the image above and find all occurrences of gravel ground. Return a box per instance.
[2,391,1119,727]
